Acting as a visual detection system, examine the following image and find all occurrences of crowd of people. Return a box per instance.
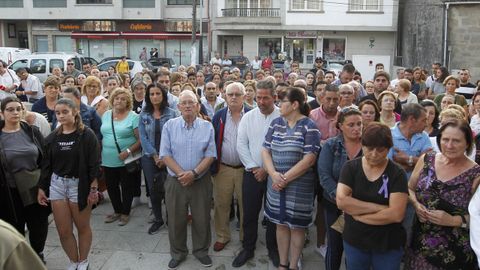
[1,54,480,270]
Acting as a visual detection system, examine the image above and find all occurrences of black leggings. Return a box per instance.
[104,166,137,215]
[0,187,49,255]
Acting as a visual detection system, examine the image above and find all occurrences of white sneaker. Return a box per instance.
[77,259,89,270]
[297,253,303,270]
[131,197,141,208]
[67,261,78,270]
[314,244,327,258]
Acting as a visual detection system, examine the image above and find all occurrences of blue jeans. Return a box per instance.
[343,241,403,270]
[323,199,343,270]
[141,155,165,223]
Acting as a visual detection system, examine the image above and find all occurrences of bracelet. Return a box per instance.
[126,148,132,155]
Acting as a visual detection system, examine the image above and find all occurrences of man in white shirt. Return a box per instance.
[15,68,44,103]
[233,79,280,268]
[200,82,224,119]
[425,62,441,89]
[210,52,222,65]
[0,60,20,100]
[390,67,405,88]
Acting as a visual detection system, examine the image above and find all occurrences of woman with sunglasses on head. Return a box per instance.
[337,123,408,270]
[318,107,363,270]
[37,98,101,270]
[0,96,49,264]
[138,84,178,235]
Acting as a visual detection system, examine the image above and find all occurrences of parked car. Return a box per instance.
[325,60,345,76]
[148,57,177,72]
[8,52,86,82]
[0,47,31,65]
[99,56,130,64]
[84,57,99,66]
[97,60,156,78]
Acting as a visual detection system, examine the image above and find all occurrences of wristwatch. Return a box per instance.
[408,155,413,167]
[192,169,199,179]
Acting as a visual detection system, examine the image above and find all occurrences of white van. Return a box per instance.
[8,52,86,82]
[0,47,31,65]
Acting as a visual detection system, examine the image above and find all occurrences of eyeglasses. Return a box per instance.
[87,85,99,88]
[5,107,23,113]
[206,87,216,90]
[67,63,74,66]
[227,93,243,97]
[339,91,354,95]
[179,101,197,106]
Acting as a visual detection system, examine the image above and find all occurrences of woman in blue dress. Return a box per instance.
[262,87,321,270]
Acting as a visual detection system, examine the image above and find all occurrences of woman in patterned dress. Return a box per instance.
[262,87,321,270]
[405,119,480,269]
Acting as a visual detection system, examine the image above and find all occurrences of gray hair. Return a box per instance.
[225,82,246,95]
[400,103,426,122]
[256,79,275,96]
[339,84,354,92]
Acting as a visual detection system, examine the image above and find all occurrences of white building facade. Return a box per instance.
[212,0,399,77]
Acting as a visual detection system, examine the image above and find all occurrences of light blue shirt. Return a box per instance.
[160,116,217,177]
[388,123,432,179]
[167,92,179,110]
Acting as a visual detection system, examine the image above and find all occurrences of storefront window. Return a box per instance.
[258,37,282,60]
[128,40,164,61]
[79,39,123,60]
[54,36,73,52]
[323,38,345,61]
[34,35,49,53]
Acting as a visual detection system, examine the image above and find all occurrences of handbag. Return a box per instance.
[111,112,141,173]
[331,213,345,234]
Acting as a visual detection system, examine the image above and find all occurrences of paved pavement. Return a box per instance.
[42,189,340,270]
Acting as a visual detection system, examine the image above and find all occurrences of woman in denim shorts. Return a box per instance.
[38,98,101,270]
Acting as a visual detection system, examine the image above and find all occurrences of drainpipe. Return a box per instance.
[443,3,449,68]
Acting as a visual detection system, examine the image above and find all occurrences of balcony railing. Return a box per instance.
[221,8,280,17]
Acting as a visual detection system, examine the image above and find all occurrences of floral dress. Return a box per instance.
[405,152,480,270]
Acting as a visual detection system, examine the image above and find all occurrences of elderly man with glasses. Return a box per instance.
[160,90,217,269]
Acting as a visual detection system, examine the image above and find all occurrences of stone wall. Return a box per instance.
[448,4,480,81]
[400,0,444,70]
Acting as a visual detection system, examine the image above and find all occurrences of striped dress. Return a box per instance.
[263,117,321,228]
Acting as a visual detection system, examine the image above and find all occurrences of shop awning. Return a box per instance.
[71,32,201,40]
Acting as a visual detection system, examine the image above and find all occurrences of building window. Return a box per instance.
[33,0,66,7]
[0,0,23,7]
[258,37,282,60]
[349,0,380,11]
[290,0,321,10]
[77,0,112,4]
[167,0,199,5]
[54,36,73,52]
[226,0,271,8]
[323,38,345,61]
[123,0,155,8]
[34,35,49,53]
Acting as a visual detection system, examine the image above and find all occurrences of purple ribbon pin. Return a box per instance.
[422,168,434,189]
[378,174,389,199]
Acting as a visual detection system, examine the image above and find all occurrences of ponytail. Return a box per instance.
[300,102,310,117]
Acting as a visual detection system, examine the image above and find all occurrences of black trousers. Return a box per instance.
[241,171,277,253]
[104,166,137,215]
[0,186,49,255]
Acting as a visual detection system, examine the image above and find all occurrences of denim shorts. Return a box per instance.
[49,173,79,203]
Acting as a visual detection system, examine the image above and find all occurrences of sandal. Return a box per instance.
[279,263,290,269]
[104,213,121,223]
